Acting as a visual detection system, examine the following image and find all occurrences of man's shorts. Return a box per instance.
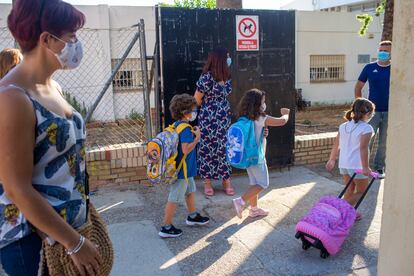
[168,177,197,203]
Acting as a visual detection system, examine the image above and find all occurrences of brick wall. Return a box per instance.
[294,132,379,166]
[86,143,148,191]
[0,133,379,189]
[293,133,337,166]
[85,132,379,189]
[86,134,340,189]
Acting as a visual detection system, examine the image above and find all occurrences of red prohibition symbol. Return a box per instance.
[238,17,257,38]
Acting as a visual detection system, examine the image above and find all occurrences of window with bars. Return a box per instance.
[310,55,345,83]
[112,58,143,92]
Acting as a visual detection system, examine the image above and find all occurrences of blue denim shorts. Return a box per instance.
[339,168,368,179]
[0,233,43,276]
[168,177,197,203]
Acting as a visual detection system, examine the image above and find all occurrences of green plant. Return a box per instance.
[160,0,216,9]
[356,0,388,37]
[356,13,374,37]
[128,109,145,121]
[63,91,89,119]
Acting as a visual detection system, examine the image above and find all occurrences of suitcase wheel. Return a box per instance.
[320,249,329,259]
[301,240,311,250]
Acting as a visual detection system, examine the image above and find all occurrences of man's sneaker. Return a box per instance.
[376,169,386,179]
[186,213,210,226]
[249,207,269,218]
[158,225,183,238]
[233,197,245,219]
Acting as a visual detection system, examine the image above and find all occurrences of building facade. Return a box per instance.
[0,4,157,122]
[283,0,381,12]
[294,10,381,104]
[0,3,381,114]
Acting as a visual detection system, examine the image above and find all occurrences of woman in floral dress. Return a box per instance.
[194,48,234,196]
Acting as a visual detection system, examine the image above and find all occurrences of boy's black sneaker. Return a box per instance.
[186,213,210,226]
[158,225,183,238]
[376,169,385,179]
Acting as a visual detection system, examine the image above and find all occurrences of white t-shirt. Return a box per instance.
[338,120,374,170]
[254,116,268,153]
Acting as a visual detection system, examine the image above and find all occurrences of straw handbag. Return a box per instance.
[41,172,114,275]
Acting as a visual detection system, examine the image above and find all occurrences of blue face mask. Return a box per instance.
[378,51,390,61]
[227,57,232,67]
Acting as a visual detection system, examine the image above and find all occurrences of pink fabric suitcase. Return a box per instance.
[295,171,379,258]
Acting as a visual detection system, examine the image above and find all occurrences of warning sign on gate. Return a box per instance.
[236,15,259,51]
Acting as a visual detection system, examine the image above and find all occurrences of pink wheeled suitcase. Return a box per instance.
[295,171,379,258]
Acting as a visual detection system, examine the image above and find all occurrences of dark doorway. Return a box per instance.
[158,7,295,167]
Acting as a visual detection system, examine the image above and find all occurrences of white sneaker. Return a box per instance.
[249,207,269,218]
[233,198,245,219]
[376,169,385,179]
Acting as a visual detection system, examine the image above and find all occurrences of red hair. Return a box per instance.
[202,48,231,82]
[8,0,85,53]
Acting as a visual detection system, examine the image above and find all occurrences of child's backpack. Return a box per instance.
[147,122,192,184]
[226,116,264,169]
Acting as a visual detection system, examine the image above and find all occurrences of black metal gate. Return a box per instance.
[157,7,295,167]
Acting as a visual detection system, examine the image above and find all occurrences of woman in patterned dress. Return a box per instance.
[0,1,102,275]
[194,48,234,196]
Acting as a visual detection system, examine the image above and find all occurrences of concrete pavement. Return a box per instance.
[0,166,382,275]
[94,166,383,276]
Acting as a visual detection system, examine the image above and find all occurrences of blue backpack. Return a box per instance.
[226,116,264,169]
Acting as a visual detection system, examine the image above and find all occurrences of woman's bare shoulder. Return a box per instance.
[0,86,35,124]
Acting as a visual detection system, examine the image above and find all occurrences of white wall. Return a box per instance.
[295,11,381,104]
[0,4,156,122]
[282,0,376,10]
[1,4,383,110]
[317,0,374,9]
[109,6,157,115]
[283,0,315,10]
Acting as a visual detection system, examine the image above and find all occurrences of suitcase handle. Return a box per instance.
[338,171,378,210]
[354,169,380,179]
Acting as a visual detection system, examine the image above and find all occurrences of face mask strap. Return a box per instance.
[49,34,67,44]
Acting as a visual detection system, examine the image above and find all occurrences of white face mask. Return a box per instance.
[51,34,83,70]
[188,111,197,122]
[261,103,267,112]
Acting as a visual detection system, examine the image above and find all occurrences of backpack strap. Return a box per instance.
[175,122,192,134]
[176,153,188,182]
[174,122,192,183]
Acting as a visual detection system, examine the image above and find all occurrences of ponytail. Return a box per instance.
[344,110,353,121]
[344,98,375,123]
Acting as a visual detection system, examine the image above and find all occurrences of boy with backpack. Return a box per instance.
[158,94,210,238]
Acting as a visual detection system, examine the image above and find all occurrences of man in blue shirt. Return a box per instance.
[355,41,392,178]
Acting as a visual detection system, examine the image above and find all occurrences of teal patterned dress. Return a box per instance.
[0,86,87,248]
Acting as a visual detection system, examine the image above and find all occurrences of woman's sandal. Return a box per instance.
[204,181,214,197]
[222,180,235,196]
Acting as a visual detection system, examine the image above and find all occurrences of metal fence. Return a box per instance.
[0,20,153,151]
